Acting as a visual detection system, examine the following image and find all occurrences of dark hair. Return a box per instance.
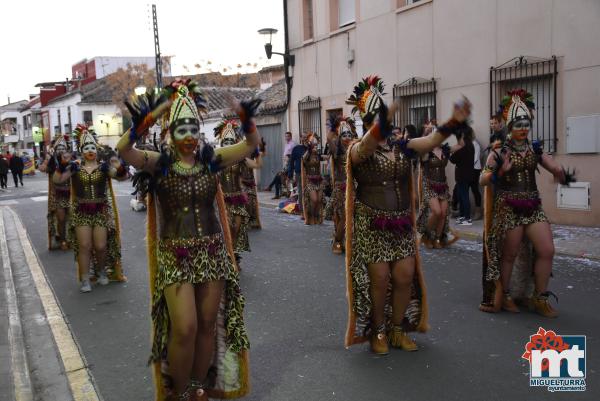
[491,114,503,123]
[403,124,418,139]
[285,131,292,136]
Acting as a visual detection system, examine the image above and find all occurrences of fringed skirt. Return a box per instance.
[346,201,426,345]
[151,233,250,396]
[243,181,260,229]
[416,178,453,242]
[70,198,123,281]
[303,175,324,224]
[224,192,251,253]
[482,190,548,305]
[48,183,72,248]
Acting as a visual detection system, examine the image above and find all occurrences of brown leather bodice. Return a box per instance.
[332,150,348,183]
[219,163,243,194]
[353,146,412,211]
[304,152,321,176]
[422,153,448,183]
[155,164,220,239]
[72,168,107,201]
[240,162,255,186]
[498,150,539,193]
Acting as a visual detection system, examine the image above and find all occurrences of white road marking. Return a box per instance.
[31,196,48,202]
[8,208,102,401]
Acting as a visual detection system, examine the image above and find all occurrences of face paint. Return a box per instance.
[82,143,97,161]
[55,145,67,154]
[511,119,531,141]
[221,138,236,146]
[173,123,200,155]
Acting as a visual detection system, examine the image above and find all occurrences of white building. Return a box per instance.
[285,0,600,227]
[0,100,28,152]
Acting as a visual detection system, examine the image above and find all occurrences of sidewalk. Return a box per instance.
[257,191,600,261]
[0,206,101,401]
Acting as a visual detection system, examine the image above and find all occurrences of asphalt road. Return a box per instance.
[10,174,600,401]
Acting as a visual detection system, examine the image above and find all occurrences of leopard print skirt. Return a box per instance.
[416,178,451,241]
[47,181,72,248]
[482,190,548,305]
[348,200,425,340]
[150,233,250,364]
[225,201,251,253]
[303,176,324,224]
[69,198,122,281]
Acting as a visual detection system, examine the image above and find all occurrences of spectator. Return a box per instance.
[471,135,483,220]
[288,133,308,212]
[9,151,24,187]
[403,124,419,139]
[283,131,296,160]
[0,155,8,189]
[450,127,475,225]
[489,114,506,150]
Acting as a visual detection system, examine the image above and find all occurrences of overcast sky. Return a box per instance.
[0,0,285,104]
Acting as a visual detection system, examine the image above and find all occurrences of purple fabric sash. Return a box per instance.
[504,197,541,217]
[430,182,448,195]
[225,193,249,206]
[77,202,106,214]
[370,215,413,237]
[55,187,71,199]
[308,175,323,185]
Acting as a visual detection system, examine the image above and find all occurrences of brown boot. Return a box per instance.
[332,241,343,255]
[388,325,418,352]
[501,292,520,313]
[433,239,443,249]
[529,292,559,318]
[370,325,389,355]
[60,240,69,251]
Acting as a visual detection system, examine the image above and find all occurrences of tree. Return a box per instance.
[105,63,157,116]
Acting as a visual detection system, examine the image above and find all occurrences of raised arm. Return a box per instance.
[116,130,161,172]
[408,97,472,155]
[214,99,262,169]
[539,153,576,185]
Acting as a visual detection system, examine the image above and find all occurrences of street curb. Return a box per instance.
[9,208,103,401]
[0,208,33,401]
[259,203,600,262]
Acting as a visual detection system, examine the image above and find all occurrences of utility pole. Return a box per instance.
[152,4,163,88]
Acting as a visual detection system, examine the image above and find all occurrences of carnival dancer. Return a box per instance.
[39,133,73,250]
[53,125,127,293]
[117,80,258,400]
[479,89,575,317]
[344,76,471,355]
[416,139,458,249]
[301,133,325,225]
[241,138,265,229]
[216,119,252,266]
[326,115,358,254]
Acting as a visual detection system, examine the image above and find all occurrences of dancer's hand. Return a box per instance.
[452,96,472,123]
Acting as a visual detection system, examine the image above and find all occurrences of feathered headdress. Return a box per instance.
[164,80,208,132]
[72,124,97,151]
[214,119,242,145]
[498,89,535,127]
[330,115,358,139]
[52,132,71,151]
[346,76,385,123]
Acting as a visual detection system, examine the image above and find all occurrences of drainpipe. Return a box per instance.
[283,0,293,133]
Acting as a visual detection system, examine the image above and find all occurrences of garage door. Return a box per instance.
[256,123,283,187]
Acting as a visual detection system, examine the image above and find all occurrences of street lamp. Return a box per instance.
[258,28,295,66]
[134,86,147,96]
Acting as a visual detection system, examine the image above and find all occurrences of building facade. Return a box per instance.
[285,0,600,226]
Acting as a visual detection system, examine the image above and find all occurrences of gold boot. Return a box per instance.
[370,325,389,355]
[388,325,418,352]
[502,292,520,313]
[529,292,559,318]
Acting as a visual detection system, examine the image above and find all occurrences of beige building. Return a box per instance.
[284,0,600,226]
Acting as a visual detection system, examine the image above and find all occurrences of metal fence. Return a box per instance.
[490,55,557,153]
[298,96,322,147]
[392,77,437,134]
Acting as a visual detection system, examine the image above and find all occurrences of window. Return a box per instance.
[393,77,437,133]
[54,126,60,134]
[490,55,557,153]
[64,124,71,134]
[298,96,322,147]
[57,109,62,133]
[303,0,314,41]
[338,0,355,27]
[83,110,93,126]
